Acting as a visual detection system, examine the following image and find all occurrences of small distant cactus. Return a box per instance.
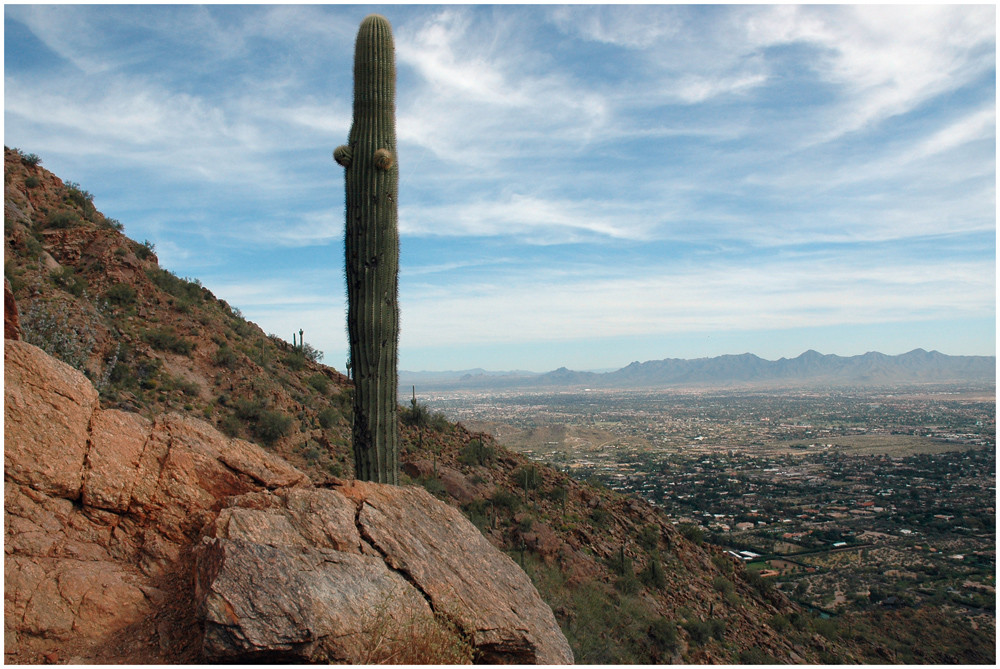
[334,15,400,484]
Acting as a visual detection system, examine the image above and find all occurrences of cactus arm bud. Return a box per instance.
[334,144,353,167]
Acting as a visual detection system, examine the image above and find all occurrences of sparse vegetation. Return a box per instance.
[143,327,194,355]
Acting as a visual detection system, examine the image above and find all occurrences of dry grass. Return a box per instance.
[354,591,474,665]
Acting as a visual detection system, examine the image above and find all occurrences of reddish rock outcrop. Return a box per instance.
[4,339,572,664]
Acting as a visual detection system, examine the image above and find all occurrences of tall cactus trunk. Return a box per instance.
[335,14,399,484]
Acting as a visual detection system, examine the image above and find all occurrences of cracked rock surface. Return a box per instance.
[5,340,572,664]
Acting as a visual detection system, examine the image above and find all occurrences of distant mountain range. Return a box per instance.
[401,349,996,391]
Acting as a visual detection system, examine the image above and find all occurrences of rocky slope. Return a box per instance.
[5,147,888,663]
[5,337,571,663]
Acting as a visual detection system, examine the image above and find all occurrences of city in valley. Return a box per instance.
[418,383,995,630]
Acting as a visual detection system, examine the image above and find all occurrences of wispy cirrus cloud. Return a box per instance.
[4,4,993,370]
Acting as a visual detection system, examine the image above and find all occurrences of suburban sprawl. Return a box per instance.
[421,383,996,631]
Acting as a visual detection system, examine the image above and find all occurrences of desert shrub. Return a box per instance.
[678,523,703,545]
[234,397,265,421]
[104,217,124,232]
[301,441,323,463]
[738,647,776,664]
[811,616,840,641]
[429,411,451,432]
[462,498,491,531]
[318,406,341,429]
[638,524,660,552]
[218,413,242,438]
[458,438,496,467]
[104,282,136,307]
[63,181,95,214]
[712,575,734,595]
[490,489,521,515]
[512,464,542,491]
[639,554,667,589]
[649,618,678,655]
[136,239,155,260]
[683,618,724,645]
[768,613,790,632]
[711,552,734,574]
[745,569,774,596]
[590,507,611,527]
[44,209,80,229]
[213,344,238,368]
[253,409,292,445]
[161,373,200,397]
[563,582,661,663]
[615,571,641,595]
[284,350,306,371]
[302,342,324,363]
[400,400,431,427]
[307,373,330,394]
[143,327,194,355]
[20,151,41,166]
[49,266,88,297]
[417,475,446,498]
[146,267,203,305]
[25,176,40,188]
[20,300,95,371]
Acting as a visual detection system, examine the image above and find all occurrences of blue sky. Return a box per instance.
[4,3,996,373]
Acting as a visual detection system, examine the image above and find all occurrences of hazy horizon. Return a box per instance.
[5,4,995,373]
[399,345,997,376]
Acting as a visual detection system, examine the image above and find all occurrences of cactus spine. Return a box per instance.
[335,15,399,484]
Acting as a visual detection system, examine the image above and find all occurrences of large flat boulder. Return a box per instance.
[5,340,572,664]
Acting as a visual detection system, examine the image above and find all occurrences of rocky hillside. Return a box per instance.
[7,146,961,664]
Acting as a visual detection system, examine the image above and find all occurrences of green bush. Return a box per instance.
[638,524,660,551]
[318,406,341,429]
[307,373,330,394]
[136,240,155,260]
[213,344,238,368]
[639,555,667,589]
[678,523,703,545]
[44,210,80,229]
[219,413,242,438]
[429,411,451,431]
[400,400,430,427]
[738,647,776,664]
[143,327,194,355]
[590,507,611,527]
[105,282,137,307]
[284,351,306,371]
[49,267,87,296]
[490,489,521,515]
[513,464,542,491]
[712,575,735,595]
[146,268,204,305]
[649,618,678,655]
[745,569,773,596]
[682,619,711,646]
[253,409,292,445]
[20,152,41,167]
[615,572,641,595]
[25,176,40,188]
[768,613,789,632]
[458,438,496,467]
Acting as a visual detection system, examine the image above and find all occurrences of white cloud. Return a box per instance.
[400,254,995,348]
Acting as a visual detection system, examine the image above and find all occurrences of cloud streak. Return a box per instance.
[4,4,993,370]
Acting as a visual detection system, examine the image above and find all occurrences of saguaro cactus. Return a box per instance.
[335,14,400,484]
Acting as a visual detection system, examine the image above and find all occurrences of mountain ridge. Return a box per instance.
[402,348,995,390]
